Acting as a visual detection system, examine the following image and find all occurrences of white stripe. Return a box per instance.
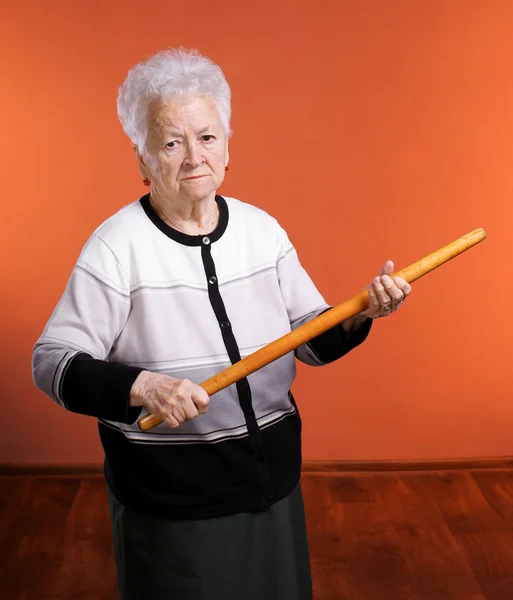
[99,406,296,445]
[120,344,268,371]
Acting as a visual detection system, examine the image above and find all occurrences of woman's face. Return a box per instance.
[139,96,229,204]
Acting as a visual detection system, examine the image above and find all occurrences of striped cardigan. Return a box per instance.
[32,194,372,519]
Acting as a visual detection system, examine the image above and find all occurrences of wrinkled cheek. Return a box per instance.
[214,166,227,186]
[154,164,179,189]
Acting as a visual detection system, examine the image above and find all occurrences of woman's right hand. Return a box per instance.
[130,371,210,429]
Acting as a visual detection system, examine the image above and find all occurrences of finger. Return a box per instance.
[367,281,381,312]
[163,414,180,429]
[380,260,394,277]
[156,386,185,424]
[152,386,181,429]
[380,275,404,308]
[154,390,180,426]
[182,397,200,420]
[192,387,210,414]
[393,276,412,297]
[373,276,392,309]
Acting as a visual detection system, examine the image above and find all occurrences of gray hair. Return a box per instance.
[117,48,232,156]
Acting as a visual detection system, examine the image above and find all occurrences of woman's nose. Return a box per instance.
[184,142,205,168]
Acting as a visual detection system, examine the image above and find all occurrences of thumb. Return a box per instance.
[380,260,394,277]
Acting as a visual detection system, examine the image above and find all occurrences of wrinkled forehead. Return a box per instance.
[147,96,223,136]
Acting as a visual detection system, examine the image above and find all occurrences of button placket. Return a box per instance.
[200,232,273,500]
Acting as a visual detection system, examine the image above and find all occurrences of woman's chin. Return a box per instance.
[180,182,217,202]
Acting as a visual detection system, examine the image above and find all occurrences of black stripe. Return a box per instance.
[201,240,275,501]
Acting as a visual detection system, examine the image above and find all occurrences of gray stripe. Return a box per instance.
[39,336,102,358]
[120,341,271,370]
[305,341,324,364]
[130,264,277,296]
[121,354,229,370]
[131,281,206,295]
[51,352,69,406]
[276,246,295,265]
[220,264,277,289]
[94,234,124,270]
[75,265,130,300]
[99,417,249,439]
[57,350,78,407]
[128,430,251,446]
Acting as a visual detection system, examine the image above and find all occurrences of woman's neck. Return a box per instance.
[149,192,219,235]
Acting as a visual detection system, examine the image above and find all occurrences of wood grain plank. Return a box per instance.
[419,471,511,535]
[456,533,513,600]
[304,474,419,599]
[0,477,81,600]
[376,473,486,600]
[0,477,33,545]
[472,470,513,528]
[42,478,117,600]
[329,474,377,503]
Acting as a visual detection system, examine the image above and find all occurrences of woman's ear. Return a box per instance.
[134,146,151,181]
[225,142,230,169]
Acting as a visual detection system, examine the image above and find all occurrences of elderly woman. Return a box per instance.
[32,48,411,600]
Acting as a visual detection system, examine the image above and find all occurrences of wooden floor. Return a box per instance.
[2,470,513,599]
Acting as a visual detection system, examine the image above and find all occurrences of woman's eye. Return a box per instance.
[202,135,214,142]
[166,141,176,148]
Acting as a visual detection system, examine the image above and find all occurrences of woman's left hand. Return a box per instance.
[360,260,412,319]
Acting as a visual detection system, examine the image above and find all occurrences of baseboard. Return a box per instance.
[301,457,513,473]
[0,463,104,476]
[1,457,512,476]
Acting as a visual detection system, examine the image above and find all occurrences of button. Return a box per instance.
[220,321,231,329]
[202,236,210,245]
[265,491,274,500]
[257,454,265,463]
[208,276,217,285]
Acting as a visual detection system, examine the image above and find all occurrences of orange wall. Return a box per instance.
[1,0,511,463]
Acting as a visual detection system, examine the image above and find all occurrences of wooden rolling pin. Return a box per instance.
[138,228,487,431]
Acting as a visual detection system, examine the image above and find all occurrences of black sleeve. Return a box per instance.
[306,309,373,364]
[61,353,144,424]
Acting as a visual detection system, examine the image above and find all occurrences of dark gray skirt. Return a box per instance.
[107,483,313,600]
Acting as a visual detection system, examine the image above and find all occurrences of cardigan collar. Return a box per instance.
[140,193,229,247]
